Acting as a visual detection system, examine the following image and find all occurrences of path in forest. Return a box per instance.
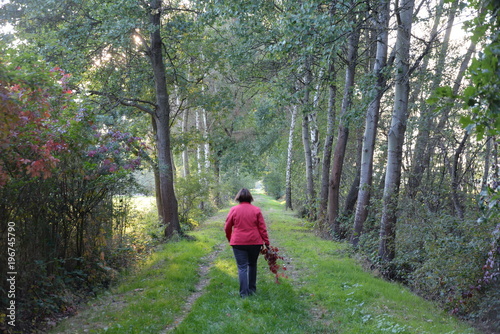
[50,192,480,334]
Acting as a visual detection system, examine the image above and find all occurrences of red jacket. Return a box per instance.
[224,202,270,246]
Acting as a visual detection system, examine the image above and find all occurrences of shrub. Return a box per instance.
[176,174,216,232]
[263,170,285,199]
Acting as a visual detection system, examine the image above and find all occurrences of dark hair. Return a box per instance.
[235,188,253,203]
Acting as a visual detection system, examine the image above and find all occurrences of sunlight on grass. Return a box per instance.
[213,258,237,277]
[50,229,220,333]
[129,195,156,211]
[173,247,329,334]
[52,192,479,334]
[253,192,479,334]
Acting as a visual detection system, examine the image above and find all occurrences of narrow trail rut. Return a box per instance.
[161,242,226,333]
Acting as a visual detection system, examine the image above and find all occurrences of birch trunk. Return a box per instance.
[378,0,415,261]
[203,108,210,170]
[351,0,390,246]
[286,105,298,210]
[310,69,323,179]
[310,111,320,180]
[195,109,202,174]
[182,109,190,177]
[302,57,316,218]
[196,84,210,172]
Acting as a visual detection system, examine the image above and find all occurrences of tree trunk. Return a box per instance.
[285,105,298,210]
[451,132,469,219]
[149,0,180,238]
[493,138,499,187]
[482,137,492,191]
[202,99,210,170]
[434,39,477,131]
[318,2,339,232]
[329,23,360,236]
[213,149,223,207]
[182,109,190,177]
[311,69,323,179]
[196,85,210,173]
[196,109,203,174]
[378,0,415,261]
[302,56,316,218]
[318,61,338,231]
[150,115,164,221]
[351,0,390,247]
[342,135,363,217]
[407,0,443,105]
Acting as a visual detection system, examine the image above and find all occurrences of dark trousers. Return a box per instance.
[232,245,262,297]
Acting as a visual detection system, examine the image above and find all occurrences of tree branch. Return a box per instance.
[408,31,439,76]
[160,6,200,14]
[89,90,156,115]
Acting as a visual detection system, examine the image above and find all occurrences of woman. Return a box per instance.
[224,188,270,297]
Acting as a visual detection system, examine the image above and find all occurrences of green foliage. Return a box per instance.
[459,0,500,140]
[176,174,217,232]
[220,172,258,200]
[396,211,490,297]
[0,49,150,333]
[455,2,500,328]
[107,196,163,269]
[262,144,287,200]
[263,170,285,200]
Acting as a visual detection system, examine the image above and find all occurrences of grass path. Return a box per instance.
[51,191,480,333]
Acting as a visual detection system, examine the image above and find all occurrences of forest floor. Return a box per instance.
[49,191,481,334]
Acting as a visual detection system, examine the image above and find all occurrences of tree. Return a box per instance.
[147,0,180,237]
[286,105,298,210]
[451,0,500,320]
[328,5,361,236]
[317,0,343,230]
[460,1,500,139]
[302,56,316,218]
[318,52,338,229]
[351,0,391,246]
[378,0,415,261]
[2,0,190,237]
[407,0,461,198]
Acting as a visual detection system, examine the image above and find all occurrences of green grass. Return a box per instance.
[263,193,478,334]
[51,192,480,334]
[50,212,225,333]
[172,246,327,333]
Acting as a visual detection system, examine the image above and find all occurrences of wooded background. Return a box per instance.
[0,0,499,332]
